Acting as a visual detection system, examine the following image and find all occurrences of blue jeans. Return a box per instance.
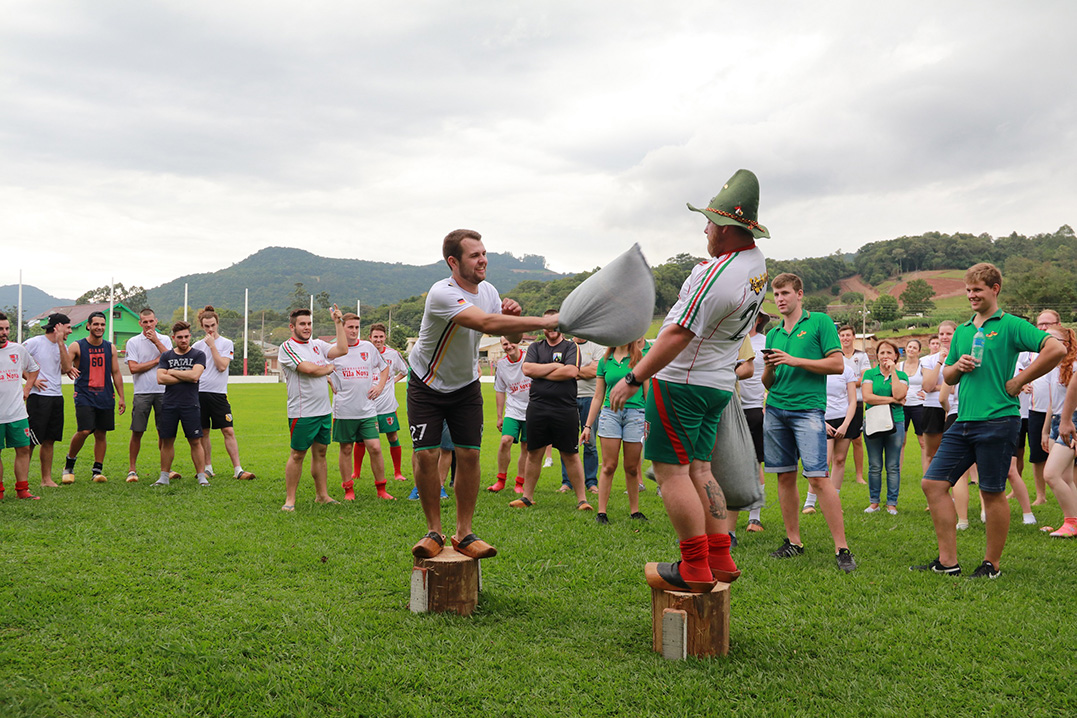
[924,416,1020,493]
[865,421,904,505]
[763,406,828,477]
[562,396,598,487]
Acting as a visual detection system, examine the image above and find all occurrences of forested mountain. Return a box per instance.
[145,246,567,312]
[0,284,73,318]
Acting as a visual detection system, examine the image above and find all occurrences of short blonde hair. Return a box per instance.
[772,273,803,293]
[965,262,1002,290]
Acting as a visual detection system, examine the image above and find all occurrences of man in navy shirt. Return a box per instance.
[154,321,209,487]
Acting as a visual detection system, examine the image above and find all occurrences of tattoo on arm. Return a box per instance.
[704,480,727,520]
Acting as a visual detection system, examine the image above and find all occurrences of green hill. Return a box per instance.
[0,284,73,318]
[145,246,568,312]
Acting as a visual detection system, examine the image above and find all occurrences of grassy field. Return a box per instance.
[2,383,1076,717]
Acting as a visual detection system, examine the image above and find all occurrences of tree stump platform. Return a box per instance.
[410,547,480,616]
[651,583,730,659]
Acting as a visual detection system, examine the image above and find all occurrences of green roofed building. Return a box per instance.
[28,302,143,356]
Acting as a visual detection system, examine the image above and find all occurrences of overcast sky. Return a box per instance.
[3,1,1074,301]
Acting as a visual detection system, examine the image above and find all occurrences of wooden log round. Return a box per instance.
[651,583,730,658]
[410,547,480,616]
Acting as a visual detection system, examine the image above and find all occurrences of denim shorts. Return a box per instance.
[763,406,829,477]
[924,416,1020,493]
[1052,411,1077,447]
[598,406,645,443]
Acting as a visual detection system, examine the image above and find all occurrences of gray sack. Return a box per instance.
[710,393,765,511]
[558,244,655,347]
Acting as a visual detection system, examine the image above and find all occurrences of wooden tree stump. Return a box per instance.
[651,583,730,658]
[410,547,480,616]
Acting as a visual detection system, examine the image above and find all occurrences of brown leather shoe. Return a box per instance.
[412,531,444,558]
[236,471,256,480]
[644,561,717,593]
[451,533,497,559]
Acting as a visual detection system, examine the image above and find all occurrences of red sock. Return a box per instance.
[375,479,393,499]
[1064,517,1077,527]
[707,533,738,574]
[678,535,713,583]
[352,442,366,478]
[515,476,525,486]
[497,472,507,480]
[390,445,403,475]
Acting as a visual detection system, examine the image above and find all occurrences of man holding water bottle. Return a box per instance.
[913,263,1063,579]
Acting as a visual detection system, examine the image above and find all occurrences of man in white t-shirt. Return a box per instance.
[0,312,41,500]
[351,322,409,482]
[278,307,348,511]
[124,308,173,483]
[24,313,73,487]
[609,170,771,591]
[192,306,254,481]
[331,313,391,500]
[488,336,531,493]
[407,229,559,560]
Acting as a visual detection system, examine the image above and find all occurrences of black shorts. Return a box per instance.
[1028,411,1049,464]
[904,404,926,436]
[157,405,203,440]
[199,392,234,429]
[743,407,764,463]
[1013,417,1028,458]
[526,402,580,453]
[406,376,483,451]
[944,413,957,432]
[26,394,64,443]
[845,401,864,440]
[922,407,947,435]
[826,417,855,439]
[75,404,114,433]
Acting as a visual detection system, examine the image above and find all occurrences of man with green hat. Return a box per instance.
[610,169,769,593]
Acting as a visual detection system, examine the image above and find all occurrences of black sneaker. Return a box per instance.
[729,532,738,548]
[769,538,805,559]
[969,560,1001,579]
[595,512,610,525]
[629,511,648,521]
[910,558,961,576]
[836,548,857,573]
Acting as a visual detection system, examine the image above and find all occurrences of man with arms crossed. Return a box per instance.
[63,312,125,483]
[559,335,603,494]
[154,322,209,487]
[488,336,531,493]
[913,263,1062,578]
[509,313,593,511]
[331,312,392,500]
[762,273,856,572]
[0,312,41,500]
[124,308,172,483]
[610,169,768,591]
[351,323,409,482]
[24,313,73,488]
[193,306,254,481]
[278,307,348,511]
[408,229,558,559]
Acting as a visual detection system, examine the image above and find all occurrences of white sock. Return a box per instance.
[197,473,209,485]
[804,491,817,508]
[1023,512,1036,523]
[749,507,762,522]
[233,466,244,478]
[157,471,170,484]
[204,464,213,475]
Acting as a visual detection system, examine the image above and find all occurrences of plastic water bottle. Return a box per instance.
[971,327,986,366]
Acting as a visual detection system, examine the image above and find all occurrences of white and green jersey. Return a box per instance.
[410,278,501,393]
[279,337,334,418]
[192,335,234,395]
[0,341,38,423]
[494,352,530,421]
[654,246,768,391]
[373,346,409,415]
[330,340,387,420]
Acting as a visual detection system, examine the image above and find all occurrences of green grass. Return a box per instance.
[2,384,1076,717]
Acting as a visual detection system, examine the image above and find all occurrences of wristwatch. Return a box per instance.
[624,371,642,387]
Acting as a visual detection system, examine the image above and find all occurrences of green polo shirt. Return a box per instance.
[764,311,842,411]
[945,310,1049,422]
[862,367,909,424]
[598,354,646,409]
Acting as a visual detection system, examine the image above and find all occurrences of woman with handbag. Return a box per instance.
[862,340,908,514]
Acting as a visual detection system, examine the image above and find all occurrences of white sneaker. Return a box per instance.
[864,505,880,513]
[980,509,987,523]
[542,457,552,468]
[1023,514,1037,525]
[956,520,969,530]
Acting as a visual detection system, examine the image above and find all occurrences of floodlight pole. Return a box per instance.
[17,270,23,343]
[243,288,249,376]
[184,283,189,322]
[108,278,115,345]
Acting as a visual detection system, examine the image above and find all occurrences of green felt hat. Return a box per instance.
[687,169,769,239]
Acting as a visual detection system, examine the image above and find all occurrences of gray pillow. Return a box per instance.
[710,393,765,511]
[558,244,655,347]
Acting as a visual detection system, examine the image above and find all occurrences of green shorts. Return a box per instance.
[377,412,401,434]
[0,418,32,449]
[289,414,332,451]
[501,416,527,444]
[333,417,380,444]
[644,379,732,465]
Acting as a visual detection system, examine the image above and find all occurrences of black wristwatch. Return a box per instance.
[624,371,642,387]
